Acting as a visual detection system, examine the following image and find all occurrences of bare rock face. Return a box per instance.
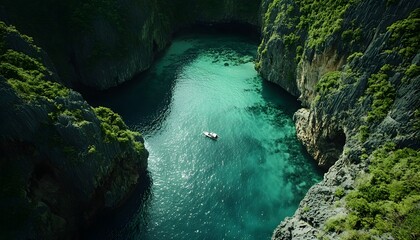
[296,48,346,107]
[272,156,363,240]
[294,109,345,169]
[258,33,301,96]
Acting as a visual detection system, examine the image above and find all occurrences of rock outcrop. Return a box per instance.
[258,0,420,239]
[0,22,148,239]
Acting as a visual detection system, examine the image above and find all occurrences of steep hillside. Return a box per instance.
[0,22,148,239]
[257,0,420,239]
[0,0,261,90]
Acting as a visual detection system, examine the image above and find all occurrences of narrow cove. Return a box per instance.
[83,32,323,239]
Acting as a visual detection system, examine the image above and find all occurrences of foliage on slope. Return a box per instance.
[325,144,420,239]
[0,21,147,239]
[259,0,359,65]
[0,21,144,150]
[319,7,420,240]
[94,106,145,154]
[357,8,419,139]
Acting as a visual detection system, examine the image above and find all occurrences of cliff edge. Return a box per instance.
[0,22,148,239]
[257,0,420,239]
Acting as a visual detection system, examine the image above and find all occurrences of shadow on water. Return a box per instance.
[174,22,261,43]
[82,69,174,129]
[260,79,326,202]
[81,171,153,240]
[260,79,301,116]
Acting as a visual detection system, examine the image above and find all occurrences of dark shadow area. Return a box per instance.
[81,171,153,239]
[78,22,260,98]
[261,79,302,116]
[329,129,346,154]
[174,21,260,42]
[321,128,347,169]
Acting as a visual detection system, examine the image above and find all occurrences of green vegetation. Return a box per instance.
[258,0,362,74]
[341,28,362,44]
[405,64,420,78]
[346,52,363,63]
[283,33,300,47]
[295,0,359,49]
[0,22,40,53]
[358,125,369,143]
[1,20,145,156]
[261,0,360,55]
[335,187,345,198]
[325,144,420,239]
[1,20,148,237]
[356,10,418,140]
[324,214,346,232]
[94,107,144,154]
[315,71,342,95]
[387,8,420,59]
[303,205,310,213]
[0,22,69,102]
[296,45,304,62]
[413,109,420,130]
[88,145,96,154]
[365,65,395,123]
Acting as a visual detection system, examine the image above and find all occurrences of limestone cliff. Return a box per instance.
[0,0,261,90]
[258,0,420,239]
[1,0,419,239]
[0,22,148,239]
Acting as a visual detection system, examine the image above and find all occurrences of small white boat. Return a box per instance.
[203,131,218,140]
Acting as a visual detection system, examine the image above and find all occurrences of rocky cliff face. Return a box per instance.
[1,0,419,239]
[0,0,261,90]
[258,0,420,239]
[0,22,148,239]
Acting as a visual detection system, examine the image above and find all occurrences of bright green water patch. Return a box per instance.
[84,33,322,239]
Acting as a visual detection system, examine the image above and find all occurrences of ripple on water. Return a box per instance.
[83,33,322,240]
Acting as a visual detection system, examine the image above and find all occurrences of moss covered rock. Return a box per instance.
[0,21,148,239]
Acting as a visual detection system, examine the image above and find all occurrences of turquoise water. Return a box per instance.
[85,33,322,239]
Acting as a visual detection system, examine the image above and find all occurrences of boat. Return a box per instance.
[203,131,218,140]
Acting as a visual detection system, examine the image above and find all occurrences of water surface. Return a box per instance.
[85,33,322,239]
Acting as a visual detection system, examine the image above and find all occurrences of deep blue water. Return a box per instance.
[84,33,322,240]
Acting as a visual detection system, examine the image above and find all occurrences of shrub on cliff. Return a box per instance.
[387,8,420,59]
[295,0,359,49]
[365,65,396,123]
[315,71,342,95]
[94,106,144,154]
[325,144,420,239]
